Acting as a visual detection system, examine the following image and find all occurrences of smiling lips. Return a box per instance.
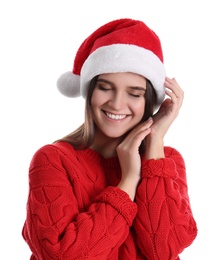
[105,111,127,120]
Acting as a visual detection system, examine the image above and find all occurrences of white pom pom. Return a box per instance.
[56,71,81,97]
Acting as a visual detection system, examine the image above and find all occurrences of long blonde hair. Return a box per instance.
[55,75,157,153]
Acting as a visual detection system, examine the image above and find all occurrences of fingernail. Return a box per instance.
[147,117,153,122]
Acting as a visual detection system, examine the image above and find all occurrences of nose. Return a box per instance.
[108,91,125,111]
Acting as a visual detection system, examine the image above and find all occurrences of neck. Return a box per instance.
[90,129,124,159]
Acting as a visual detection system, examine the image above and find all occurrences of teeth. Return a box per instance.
[106,112,126,120]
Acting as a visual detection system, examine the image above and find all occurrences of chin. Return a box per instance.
[105,133,125,139]
[104,130,129,139]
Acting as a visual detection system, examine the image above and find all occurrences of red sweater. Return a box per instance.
[22,141,197,259]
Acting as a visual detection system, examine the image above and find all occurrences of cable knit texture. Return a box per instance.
[22,141,197,259]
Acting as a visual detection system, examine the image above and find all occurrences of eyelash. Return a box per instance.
[98,85,111,91]
[130,94,141,98]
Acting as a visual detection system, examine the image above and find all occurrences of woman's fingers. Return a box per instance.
[164,77,184,113]
[150,77,184,140]
[165,77,184,104]
[119,118,153,151]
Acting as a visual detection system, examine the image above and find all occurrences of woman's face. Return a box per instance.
[91,72,146,139]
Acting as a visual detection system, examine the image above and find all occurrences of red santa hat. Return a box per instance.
[57,18,166,107]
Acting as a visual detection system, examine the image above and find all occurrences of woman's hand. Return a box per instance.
[153,77,184,138]
[145,77,184,159]
[116,118,153,200]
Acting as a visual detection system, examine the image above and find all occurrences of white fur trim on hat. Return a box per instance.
[80,44,166,106]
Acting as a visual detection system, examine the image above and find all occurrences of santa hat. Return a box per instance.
[57,18,166,107]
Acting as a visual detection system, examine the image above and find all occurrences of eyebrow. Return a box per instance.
[97,78,146,92]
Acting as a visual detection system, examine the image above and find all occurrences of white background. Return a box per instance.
[1,0,222,259]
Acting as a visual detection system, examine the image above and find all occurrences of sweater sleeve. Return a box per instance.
[133,146,197,260]
[22,144,137,259]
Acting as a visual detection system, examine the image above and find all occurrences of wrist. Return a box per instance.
[145,136,164,160]
[118,177,140,201]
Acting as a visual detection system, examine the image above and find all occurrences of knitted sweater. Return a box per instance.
[22,141,197,260]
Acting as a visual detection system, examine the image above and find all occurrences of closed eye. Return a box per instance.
[128,88,146,98]
[98,85,112,91]
[129,93,141,98]
[96,81,113,91]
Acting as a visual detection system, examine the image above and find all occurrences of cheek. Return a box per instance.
[132,101,146,117]
[91,91,101,109]
[91,89,108,107]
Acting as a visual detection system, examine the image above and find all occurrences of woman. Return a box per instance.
[22,18,197,259]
